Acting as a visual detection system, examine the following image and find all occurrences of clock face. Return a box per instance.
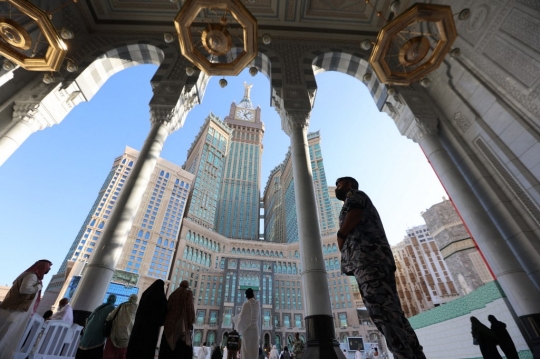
[236,109,254,121]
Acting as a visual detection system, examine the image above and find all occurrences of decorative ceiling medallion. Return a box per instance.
[369,4,457,85]
[0,18,32,50]
[0,0,67,71]
[174,0,257,76]
[201,24,232,56]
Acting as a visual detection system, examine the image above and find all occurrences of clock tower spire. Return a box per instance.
[218,83,265,240]
[237,82,254,109]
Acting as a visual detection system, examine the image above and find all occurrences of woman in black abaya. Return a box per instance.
[126,279,168,359]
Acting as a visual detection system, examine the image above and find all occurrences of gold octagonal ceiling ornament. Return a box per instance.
[369,4,457,86]
[0,0,67,71]
[174,0,257,76]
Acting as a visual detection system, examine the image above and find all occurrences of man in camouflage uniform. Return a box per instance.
[335,177,426,359]
[291,332,305,359]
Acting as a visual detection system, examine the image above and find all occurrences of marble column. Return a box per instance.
[0,118,38,166]
[413,118,540,355]
[284,112,345,359]
[71,118,172,323]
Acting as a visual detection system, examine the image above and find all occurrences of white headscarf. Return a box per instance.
[107,294,138,348]
[269,345,279,359]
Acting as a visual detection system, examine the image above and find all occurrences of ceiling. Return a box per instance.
[76,0,405,40]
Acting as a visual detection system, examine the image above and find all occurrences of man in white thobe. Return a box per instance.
[48,298,73,324]
[233,288,260,359]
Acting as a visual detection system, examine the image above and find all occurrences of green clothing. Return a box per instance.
[79,295,117,350]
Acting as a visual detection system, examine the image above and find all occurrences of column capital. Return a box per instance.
[407,117,439,143]
[11,81,85,133]
[282,110,311,136]
[393,84,439,143]
[272,85,315,136]
[149,77,205,134]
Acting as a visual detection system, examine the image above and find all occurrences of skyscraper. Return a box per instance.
[392,225,460,317]
[184,113,233,229]
[42,146,194,309]
[263,131,335,242]
[216,83,264,240]
[308,131,336,237]
[328,186,343,229]
[421,198,493,295]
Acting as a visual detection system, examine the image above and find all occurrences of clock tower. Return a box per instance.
[216,83,265,240]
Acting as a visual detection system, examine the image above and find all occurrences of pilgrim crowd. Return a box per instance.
[0,259,300,359]
[0,257,519,359]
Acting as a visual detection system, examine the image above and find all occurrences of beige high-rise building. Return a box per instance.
[422,198,493,295]
[393,225,460,317]
[41,146,194,311]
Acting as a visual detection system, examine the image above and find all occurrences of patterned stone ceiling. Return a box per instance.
[78,0,397,39]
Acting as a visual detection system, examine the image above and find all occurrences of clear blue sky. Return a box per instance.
[0,65,446,286]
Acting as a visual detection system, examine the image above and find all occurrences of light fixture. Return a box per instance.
[66,59,78,72]
[360,40,372,51]
[362,73,372,82]
[369,4,457,85]
[60,28,74,40]
[0,0,75,71]
[2,59,15,71]
[262,33,272,45]
[164,33,175,43]
[390,1,401,13]
[420,77,431,87]
[185,67,195,76]
[219,78,228,88]
[387,87,396,96]
[249,66,258,76]
[43,73,54,84]
[458,9,470,20]
[174,0,257,76]
[450,48,461,58]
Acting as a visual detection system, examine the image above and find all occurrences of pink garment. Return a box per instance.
[103,339,128,359]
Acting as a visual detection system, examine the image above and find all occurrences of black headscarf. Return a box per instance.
[471,316,497,342]
[211,346,223,359]
[127,280,168,359]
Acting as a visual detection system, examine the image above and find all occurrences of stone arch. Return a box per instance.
[72,42,169,102]
[302,49,388,111]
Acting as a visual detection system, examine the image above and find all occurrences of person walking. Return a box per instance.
[280,346,291,359]
[127,279,168,359]
[76,294,117,359]
[49,298,73,324]
[158,280,195,359]
[471,316,502,359]
[198,342,209,359]
[291,333,305,359]
[269,345,279,359]
[335,176,426,359]
[233,288,261,359]
[211,345,223,359]
[488,315,519,359]
[0,259,53,359]
[103,294,138,359]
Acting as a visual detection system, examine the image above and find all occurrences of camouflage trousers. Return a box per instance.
[352,264,426,359]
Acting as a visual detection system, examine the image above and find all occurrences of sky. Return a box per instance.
[0,65,447,287]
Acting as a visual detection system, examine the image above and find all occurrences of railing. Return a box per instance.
[14,314,82,359]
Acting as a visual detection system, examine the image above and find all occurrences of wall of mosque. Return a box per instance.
[409,281,531,359]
